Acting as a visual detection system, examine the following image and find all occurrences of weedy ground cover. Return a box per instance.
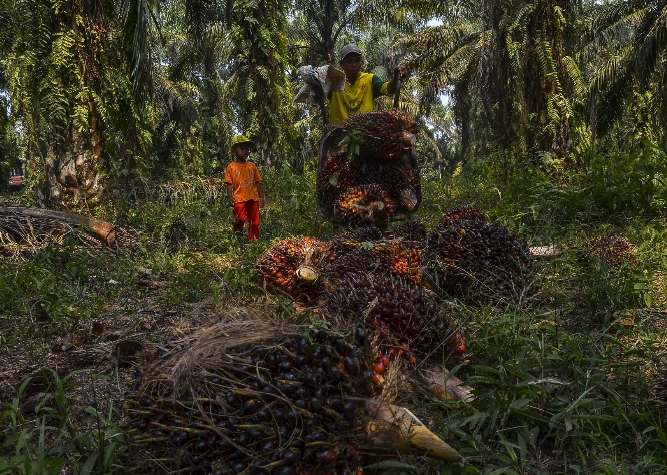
[0,157,666,474]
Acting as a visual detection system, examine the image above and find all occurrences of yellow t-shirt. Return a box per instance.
[329,72,390,125]
[224,161,262,203]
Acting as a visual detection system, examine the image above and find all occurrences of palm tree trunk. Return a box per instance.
[43,115,105,208]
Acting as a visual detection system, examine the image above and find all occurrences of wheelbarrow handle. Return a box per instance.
[313,86,330,127]
[393,67,401,110]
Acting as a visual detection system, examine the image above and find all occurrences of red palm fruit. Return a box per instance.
[374,362,386,375]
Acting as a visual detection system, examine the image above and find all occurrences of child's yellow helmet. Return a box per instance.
[231,135,255,149]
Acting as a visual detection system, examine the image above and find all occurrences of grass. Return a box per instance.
[1,156,666,474]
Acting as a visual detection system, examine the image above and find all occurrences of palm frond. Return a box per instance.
[118,0,160,102]
[562,55,587,104]
[634,3,667,88]
[589,43,634,97]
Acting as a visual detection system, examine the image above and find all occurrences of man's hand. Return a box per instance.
[387,65,409,94]
[395,64,408,79]
[260,195,266,207]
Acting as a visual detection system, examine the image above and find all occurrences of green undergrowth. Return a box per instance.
[1,154,667,474]
[0,371,127,475]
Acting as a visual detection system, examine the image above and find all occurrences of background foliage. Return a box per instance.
[1,0,667,474]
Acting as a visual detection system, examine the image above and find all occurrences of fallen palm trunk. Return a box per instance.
[0,201,116,246]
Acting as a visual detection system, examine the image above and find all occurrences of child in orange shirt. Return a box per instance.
[224,135,266,242]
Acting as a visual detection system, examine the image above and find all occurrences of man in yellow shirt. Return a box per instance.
[329,44,407,125]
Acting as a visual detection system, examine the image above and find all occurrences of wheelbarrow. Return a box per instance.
[314,67,422,227]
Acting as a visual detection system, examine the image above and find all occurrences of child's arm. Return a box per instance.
[226,183,234,206]
[256,182,266,207]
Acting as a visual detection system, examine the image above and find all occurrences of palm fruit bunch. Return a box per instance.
[324,272,465,385]
[325,241,422,285]
[426,207,534,301]
[585,234,637,266]
[405,168,420,191]
[441,204,487,223]
[317,155,361,215]
[339,110,418,160]
[258,237,330,302]
[334,184,397,227]
[387,220,427,244]
[127,325,374,475]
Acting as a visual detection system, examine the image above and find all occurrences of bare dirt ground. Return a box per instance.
[0,273,244,419]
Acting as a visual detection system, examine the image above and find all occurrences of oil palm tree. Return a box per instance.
[392,1,483,158]
[222,0,293,166]
[583,0,667,146]
[4,0,160,208]
[288,0,404,65]
[149,0,236,175]
[394,0,584,160]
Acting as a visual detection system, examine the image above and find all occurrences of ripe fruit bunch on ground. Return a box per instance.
[585,234,637,266]
[324,272,465,383]
[388,220,427,244]
[425,208,534,302]
[339,110,418,160]
[258,219,466,373]
[127,327,374,475]
[257,237,330,301]
[325,240,422,285]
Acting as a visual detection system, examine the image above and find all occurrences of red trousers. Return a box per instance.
[233,200,260,241]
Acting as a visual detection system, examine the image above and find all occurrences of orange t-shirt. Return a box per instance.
[224,161,262,203]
